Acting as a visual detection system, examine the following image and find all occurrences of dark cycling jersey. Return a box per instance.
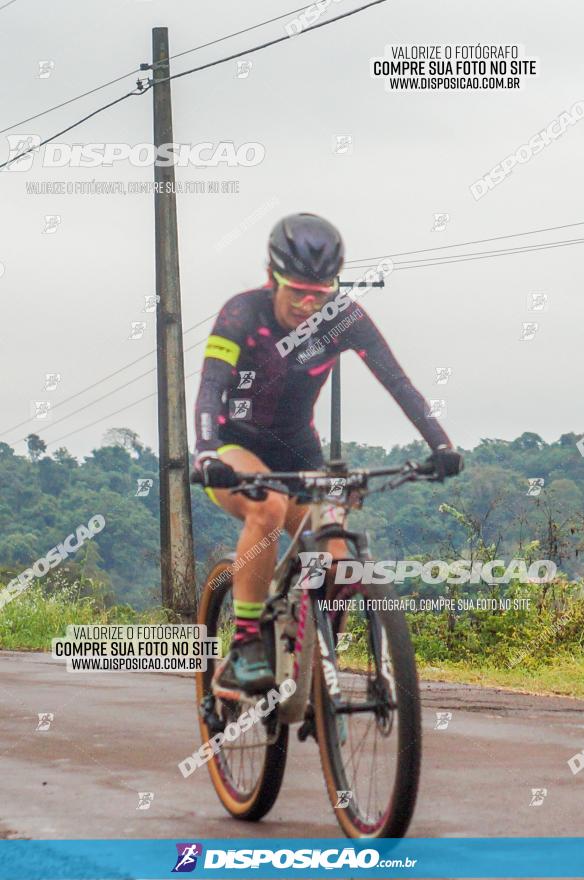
[195,284,451,462]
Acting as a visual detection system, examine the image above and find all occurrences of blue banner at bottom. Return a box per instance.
[0,838,582,879]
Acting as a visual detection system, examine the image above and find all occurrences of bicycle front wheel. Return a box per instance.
[195,558,288,821]
[313,579,421,838]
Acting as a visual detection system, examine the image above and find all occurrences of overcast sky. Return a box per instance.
[1,0,583,460]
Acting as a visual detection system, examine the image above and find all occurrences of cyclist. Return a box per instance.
[193,213,462,695]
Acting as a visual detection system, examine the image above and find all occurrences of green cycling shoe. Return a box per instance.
[212,636,275,697]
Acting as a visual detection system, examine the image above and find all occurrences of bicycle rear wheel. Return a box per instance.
[313,579,421,838]
[195,558,288,821]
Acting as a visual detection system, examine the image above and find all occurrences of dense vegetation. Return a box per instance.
[1,428,583,692]
[1,429,583,605]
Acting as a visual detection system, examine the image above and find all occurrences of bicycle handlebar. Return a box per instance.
[190,459,437,488]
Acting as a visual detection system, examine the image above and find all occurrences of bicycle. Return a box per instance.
[191,458,439,838]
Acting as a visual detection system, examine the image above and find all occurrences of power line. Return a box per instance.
[349,236,584,273]
[15,366,158,443]
[5,3,576,451]
[0,0,388,170]
[163,0,388,86]
[0,70,142,137]
[8,221,579,439]
[166,4,320,65]
[0,3,321,136]
[344,220,584,266]
[1,347,154,437]
[1,2,391,431]
[11,234,584,446]
[394,236,584,265]
[7,231,583,444]
[44,367,201,448]
[12,333,209,444]
[0,313,217,438]
[390,237,584,271]
[0,0,18,11]
[44,391,157,448]
[37,235,584,449]
[0,88,146,172]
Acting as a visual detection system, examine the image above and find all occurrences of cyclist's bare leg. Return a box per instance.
[210,450,348,604]
[209,447,287,604]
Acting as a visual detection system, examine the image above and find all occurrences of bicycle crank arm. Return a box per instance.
[333,699,398,714]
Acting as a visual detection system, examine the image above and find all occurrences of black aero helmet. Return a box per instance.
[268,213,344,284]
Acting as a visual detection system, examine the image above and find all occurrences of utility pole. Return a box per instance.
[329,278,385,459]
[152,27,196,619]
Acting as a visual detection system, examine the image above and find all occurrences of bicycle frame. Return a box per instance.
[269,496,367,725]
[195,459,435,724]
[194,459,435,835]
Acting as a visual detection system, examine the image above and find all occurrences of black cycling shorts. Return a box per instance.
[217,423,324,472]
[203,425,324,507]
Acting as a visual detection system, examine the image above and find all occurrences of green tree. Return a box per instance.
[0,442,15,459]
[38,457,70,496]
[25,433,46,462]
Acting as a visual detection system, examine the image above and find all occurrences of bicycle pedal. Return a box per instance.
[199,696,225,733]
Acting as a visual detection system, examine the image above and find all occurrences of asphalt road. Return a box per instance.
[1,651,583,840]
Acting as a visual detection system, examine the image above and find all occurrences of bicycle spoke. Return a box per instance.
[320,583,415,834]
[347,713,374,786]
[366,722,378,821]
[197,459,424,837]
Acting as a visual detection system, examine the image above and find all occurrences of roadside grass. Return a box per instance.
[417,656,584,700]
[3,583,584,701]
[333,597,584,700]
[0,584,173,651]
[336,639,584,700]
[337,650,584,699]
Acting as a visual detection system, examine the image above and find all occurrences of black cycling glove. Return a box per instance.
[195,454,239,489]
[428,445,464,482]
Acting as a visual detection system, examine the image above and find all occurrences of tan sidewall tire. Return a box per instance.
[195,559,287,819]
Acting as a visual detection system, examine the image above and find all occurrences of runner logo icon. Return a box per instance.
[297,552,332,589]
[172,843,203,872]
